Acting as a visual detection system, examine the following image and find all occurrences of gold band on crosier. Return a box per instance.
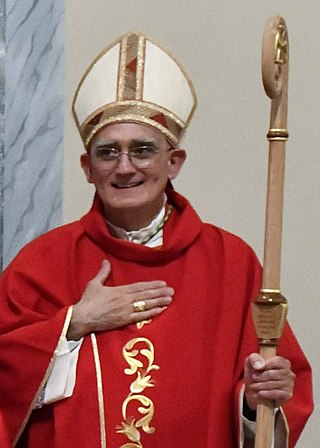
[267,128,289,141]
[261,288,281,294]
[133,300,146,312]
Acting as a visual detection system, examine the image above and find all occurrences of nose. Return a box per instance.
[114,151,137,173]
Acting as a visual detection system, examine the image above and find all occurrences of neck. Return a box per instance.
[103,198,165,231]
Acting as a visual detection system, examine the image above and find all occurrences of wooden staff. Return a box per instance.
[252,16,289,448]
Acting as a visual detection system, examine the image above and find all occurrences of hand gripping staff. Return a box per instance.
[252,16,289,448]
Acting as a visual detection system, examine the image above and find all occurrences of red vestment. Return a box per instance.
[0,190,313,447]
[0,411,10,448]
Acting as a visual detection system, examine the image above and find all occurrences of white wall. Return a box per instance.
[64,2,320,446]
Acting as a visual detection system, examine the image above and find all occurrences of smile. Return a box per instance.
[112,181,144,189]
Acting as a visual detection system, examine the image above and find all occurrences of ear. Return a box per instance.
[168,148,186,180]
[80,153,94,184]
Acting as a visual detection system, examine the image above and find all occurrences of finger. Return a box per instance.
[124,280,170,293]
[257,388,294,405]
[131,287,175,302]
[94,259,111,284]
[131,305,168,323]
[249,378,294,392]
[132,296,173,313]
[264,356,291,370]
[251,367,295,383]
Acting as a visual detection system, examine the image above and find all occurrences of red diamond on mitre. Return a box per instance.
[151,113,168,128]
[88,112,103,126]
[127,58,137,73]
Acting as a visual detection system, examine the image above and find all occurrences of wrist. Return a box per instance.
[67,303,89,340]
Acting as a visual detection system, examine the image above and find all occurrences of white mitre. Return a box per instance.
[72,31,197,148]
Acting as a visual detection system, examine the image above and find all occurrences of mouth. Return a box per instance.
[112,181,144,189]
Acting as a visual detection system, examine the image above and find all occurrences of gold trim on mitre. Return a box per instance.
[72,31,197,149]
[81,100,185,147]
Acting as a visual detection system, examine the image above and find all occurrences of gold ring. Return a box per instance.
[133,300,146,312]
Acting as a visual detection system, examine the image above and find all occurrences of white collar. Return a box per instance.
[106,195,167,247]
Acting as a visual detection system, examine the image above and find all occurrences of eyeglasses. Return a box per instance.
[92,144,172,168]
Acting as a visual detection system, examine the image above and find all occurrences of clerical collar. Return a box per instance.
[107,196,170,247]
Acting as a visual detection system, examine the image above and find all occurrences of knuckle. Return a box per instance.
[126,284,137,294]
[273,355,282,365]
[158,296,172,306]
[278,356,291,369]
[273,356,283,366]
[265,370,276,380]
[148,307,161,316]
[288,390,294,399]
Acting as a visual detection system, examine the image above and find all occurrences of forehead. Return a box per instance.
[92,122,168,145]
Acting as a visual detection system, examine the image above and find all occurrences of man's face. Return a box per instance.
[81,122,185,227]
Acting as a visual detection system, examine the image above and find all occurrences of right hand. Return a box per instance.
[67,260,174,340]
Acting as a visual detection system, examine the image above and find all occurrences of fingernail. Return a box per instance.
[253,361,263,369]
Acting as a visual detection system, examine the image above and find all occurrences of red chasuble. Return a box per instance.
[0,411,10,448]
[0,190,313,447]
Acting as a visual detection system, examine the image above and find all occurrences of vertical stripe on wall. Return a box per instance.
[0,0,5,270]
[2,0,64,269]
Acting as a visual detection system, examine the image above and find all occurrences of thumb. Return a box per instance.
[94,259,111,284]
[247,353,266,371]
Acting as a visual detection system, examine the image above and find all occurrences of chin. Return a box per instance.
[105,194,161,214]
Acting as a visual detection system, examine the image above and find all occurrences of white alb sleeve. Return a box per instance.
[43,337,83,404]
[240,386,288,448]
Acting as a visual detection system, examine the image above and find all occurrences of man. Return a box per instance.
[0,32,313,447]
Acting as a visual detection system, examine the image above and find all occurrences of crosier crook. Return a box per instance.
[252,16,289,448]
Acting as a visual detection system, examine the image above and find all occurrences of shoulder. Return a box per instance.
[25,220,82,249]
[6,220,83,269]
[199,222,261,272]
[202,221,256,252]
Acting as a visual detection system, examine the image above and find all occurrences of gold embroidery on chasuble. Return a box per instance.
[136,319,152,329]
[117,337,159,447]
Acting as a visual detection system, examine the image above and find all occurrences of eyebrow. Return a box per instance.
[92,138,159,148]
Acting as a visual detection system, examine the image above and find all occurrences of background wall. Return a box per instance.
[1,0,64,269]
[64,1,319,446]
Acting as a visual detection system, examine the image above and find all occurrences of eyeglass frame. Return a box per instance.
[89,141,174,168]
